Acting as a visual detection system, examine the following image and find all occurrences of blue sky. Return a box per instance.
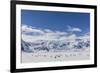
[21,10,90,36]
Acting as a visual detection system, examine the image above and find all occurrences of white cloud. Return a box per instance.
[22,25,68,41]
[59,34,77,41]
[67,25,82,32]
[44,29,68,36]
[22,25,89,43]
[22,25,45,34]
[71,28,81,32]
[22,25,68,35]
[44,29,53,33]
[55,31,68,35]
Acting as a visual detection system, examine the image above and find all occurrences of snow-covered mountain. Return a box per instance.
[21,38,90,53]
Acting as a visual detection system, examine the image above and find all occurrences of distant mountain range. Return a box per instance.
[21,38,90,53]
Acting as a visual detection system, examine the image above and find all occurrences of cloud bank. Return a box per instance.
[21,24,89,42]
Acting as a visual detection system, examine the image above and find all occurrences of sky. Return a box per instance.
[21,10,90,37]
